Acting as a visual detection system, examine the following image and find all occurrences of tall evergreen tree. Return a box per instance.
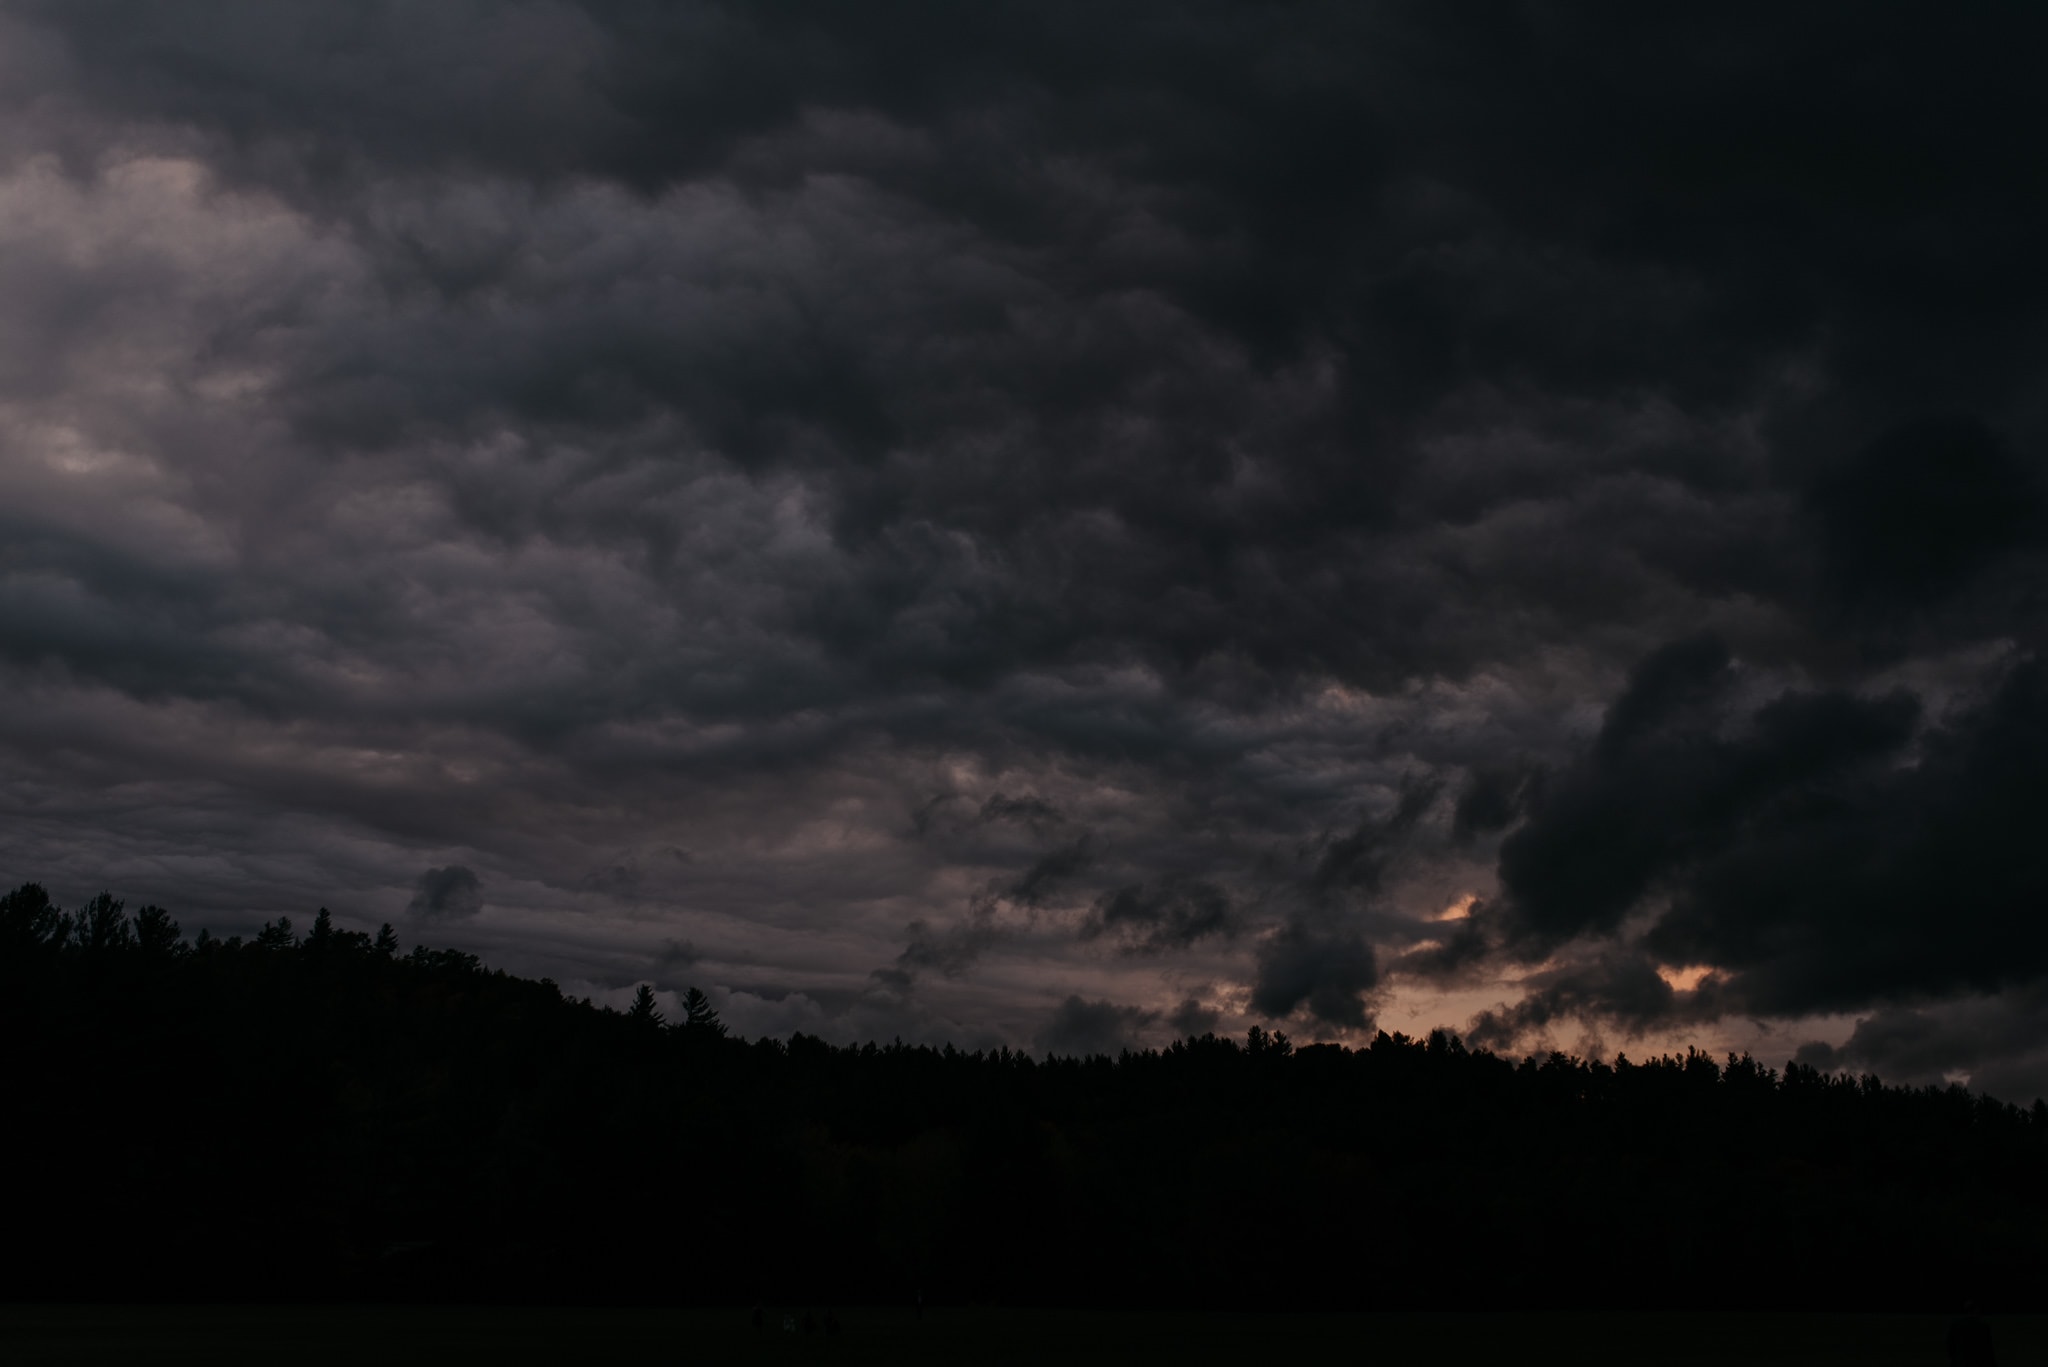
[682,986,725,1037]
[132,905,182,957]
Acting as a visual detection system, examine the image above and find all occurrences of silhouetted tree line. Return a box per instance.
[3,881,2045,1310]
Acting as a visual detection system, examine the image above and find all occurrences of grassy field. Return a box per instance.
[1,1305,2040,1365]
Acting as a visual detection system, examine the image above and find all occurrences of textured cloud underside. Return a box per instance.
[2,2,2047,1094]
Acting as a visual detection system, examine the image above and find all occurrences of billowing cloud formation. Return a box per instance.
[1080,877,1235,953]
[1250,927,1379,1031]
[1487,647,2048,1020]
[1,2,2046,1093]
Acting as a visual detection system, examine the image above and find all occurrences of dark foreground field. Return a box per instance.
[1,1307,2041,1366]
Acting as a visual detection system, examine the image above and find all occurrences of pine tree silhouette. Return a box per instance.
[682,986,725,1037]
[628,982,664,1026]
[133,905,182,957]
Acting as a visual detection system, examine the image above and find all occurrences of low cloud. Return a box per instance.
[1465,951,1714,1052]
[407,865,484,920]
[1035,995,1160,1059]
[1166,995,1222,1038]
[1796,984,2048,1106]
[655,937,698,969]
[1250,927,1379,1031]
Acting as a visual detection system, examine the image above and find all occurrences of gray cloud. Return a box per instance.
[1035,994,1159,1059]
[1794,984,2048,1106]
[1451,759,1542,846]
[1080,877,1236,954]
[977,793,1066,832]
[1165,995,1222,1039]
[2,1,2046,1079]
[407,865,484,920]
[1250,926,1379,1031]
[1466,951,1711,1053]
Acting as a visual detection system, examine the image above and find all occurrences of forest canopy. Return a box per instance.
[3,882,2044,1311]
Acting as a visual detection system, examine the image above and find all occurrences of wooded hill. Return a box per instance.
[3,882,2043,1310]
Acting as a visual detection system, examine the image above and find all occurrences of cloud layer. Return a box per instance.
[3,2,2046,1093]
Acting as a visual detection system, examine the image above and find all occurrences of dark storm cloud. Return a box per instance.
[889,835,1095,985]
[1249,926,1378,1030]
[12,2,2047,722]
[4,0,2048,1068]
[1492,635,1921,953]
[407,865,484,920]
[1036,994,1159,1059]
[1310,777,1440,897]
[1795,985,2048,1105]
[977,793,1066,832]
[1805,416,2047,609]
[1388,914,1489,984]
[1166,995,1221,1038]
[1237,777,1444,1029]
[892,916,1001,982]
[1481,640,2048,1080]
[1080,876,1235,954]
[1465,951,1708,1053]
[1451,760,1541,845]
[1648,658,2048,1017]
[1002,838,1094,910]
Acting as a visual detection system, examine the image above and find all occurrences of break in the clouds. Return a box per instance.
[3,2,2047,1094]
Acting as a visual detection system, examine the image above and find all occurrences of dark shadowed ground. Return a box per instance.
[1,1307,2040,1365]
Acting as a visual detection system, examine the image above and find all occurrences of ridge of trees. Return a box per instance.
[2,881,2044,1310]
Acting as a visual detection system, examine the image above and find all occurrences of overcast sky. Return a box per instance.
[4,2,2046,1095]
